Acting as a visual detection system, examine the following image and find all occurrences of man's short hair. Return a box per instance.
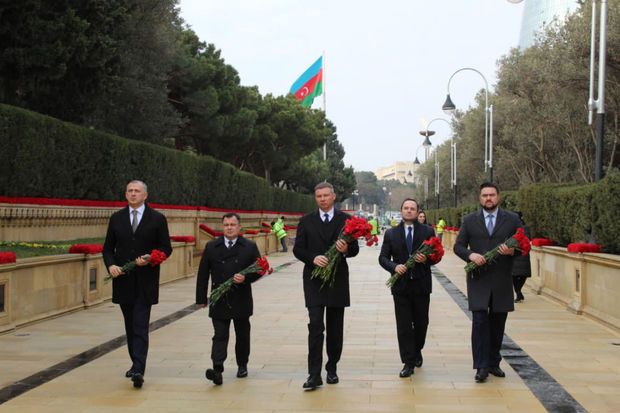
[222,212,241,222]
[479,181,500,194]
[314,182,334,193]
[127,180,147,192]
[400,198,419,210]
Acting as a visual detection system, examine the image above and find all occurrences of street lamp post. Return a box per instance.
[442,67,493,182]
[587,0,608,181]
[423,118,457,207]
[434,149,440,209]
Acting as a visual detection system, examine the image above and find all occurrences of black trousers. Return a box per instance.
[513,276,527,296]
[393,293,430,366]
[307,306,344,376]
[120,292,152,375]
[471,306,507,369]
[211,317,251,370]
[280,237,287,252]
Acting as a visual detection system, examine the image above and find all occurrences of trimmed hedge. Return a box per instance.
[0,104,314,212]
[424,176,620,254]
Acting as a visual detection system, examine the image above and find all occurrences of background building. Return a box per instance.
[375,161,416,184]
[518,0,580,49]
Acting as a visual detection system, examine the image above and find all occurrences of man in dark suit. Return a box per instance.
[293,182,360,390]
[103,180,172,389]
[379,198,440,378]
[454,182,522,383]
[196,212,262,386]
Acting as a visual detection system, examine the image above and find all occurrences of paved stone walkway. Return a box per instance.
[0,242,619,412]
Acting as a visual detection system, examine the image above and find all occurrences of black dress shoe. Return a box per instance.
[326,372,339,384]
[414,353,423,368]
[475,368,489,383]
[489,366,506,377]
[237,366,248,378]
[399,365,414,378]
[131,373,144,388]
[125,369,135,378]
[302,375,323,390]
[206,368,223,385]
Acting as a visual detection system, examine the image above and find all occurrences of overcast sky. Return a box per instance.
[179,0,524,173]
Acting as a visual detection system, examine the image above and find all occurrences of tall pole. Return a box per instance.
[444,68,491,182]
[434,150,440,209]
[588,0,607,181]
[322,50,327,161]
[425,117,455,207]
[452,141,458,207]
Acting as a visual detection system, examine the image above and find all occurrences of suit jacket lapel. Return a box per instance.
[477,209,488,236]
[314,211,330,244]
[492,209,507,237]
[411,222,424,254]
[394,222,408,256]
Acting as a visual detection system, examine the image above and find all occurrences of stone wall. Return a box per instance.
[528,246,620,330]
[0,241,196,332]
[0,202,301,242]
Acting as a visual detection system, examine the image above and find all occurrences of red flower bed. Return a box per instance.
[0,251,17,264]
[261,222,272,228]
[69,244,103,254]
[531,238,556,247]
[284,225,297,230]
[170,235,196,243]
[0,196,305,216]
[260,229,271,233]
[243,229,259,235]
[567,243,602,253]
[199,224,223,237]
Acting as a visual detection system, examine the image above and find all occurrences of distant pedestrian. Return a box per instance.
[512,212,531,303]
[418,211,429,227]
[436,217,446,241]
[272,216,288,252]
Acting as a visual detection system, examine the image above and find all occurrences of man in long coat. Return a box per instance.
[454,182,522,383]
[293,182,359,390]
[103,180,172,389]
[196,213,262,385]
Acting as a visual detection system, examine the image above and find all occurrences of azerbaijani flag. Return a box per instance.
[290,56,323,108]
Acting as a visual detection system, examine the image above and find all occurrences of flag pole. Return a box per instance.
[322,50,327,161]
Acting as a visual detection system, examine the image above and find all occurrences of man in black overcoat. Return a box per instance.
[379,198,440,378]
[196,212,262,385]
[103,180,172,389]
[454,182,522,383]
[293,182,360,390]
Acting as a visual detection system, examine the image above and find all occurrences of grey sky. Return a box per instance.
[179,0,524,173]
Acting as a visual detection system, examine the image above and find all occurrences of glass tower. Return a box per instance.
[518,0,580,49]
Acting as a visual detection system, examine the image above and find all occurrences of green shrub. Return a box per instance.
[0,104,314,212]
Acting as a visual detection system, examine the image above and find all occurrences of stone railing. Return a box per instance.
[0,202,301,243]
[528,246,620,330]
[0,240,196,333]
[0,199,303,333]
[440,229,458,251]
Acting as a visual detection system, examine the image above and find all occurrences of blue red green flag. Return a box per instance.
[290,56,323,108]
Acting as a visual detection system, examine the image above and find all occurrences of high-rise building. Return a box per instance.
[518,0,580,49]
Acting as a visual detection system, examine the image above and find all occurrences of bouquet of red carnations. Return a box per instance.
[209,257,273,307]
[311,216,378,289]
[104,249,168,283]
[465,227,531,276]
[386,236,444,288]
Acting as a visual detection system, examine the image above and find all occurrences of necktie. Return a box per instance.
[323,213,329,223]
[227,240,233,249]
[487,214,494,235]
[131,210,139,233]
[406,226,413,254]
